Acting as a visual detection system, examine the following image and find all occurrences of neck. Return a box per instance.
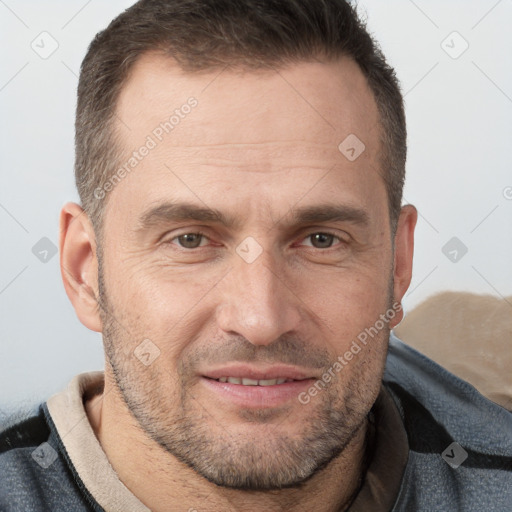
[85,371,370,512]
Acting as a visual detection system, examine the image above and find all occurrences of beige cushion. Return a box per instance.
[394,291,512,411]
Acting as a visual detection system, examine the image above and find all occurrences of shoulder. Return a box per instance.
[0,404,99,512]
[383,332,512,511]
[0,406,50,452]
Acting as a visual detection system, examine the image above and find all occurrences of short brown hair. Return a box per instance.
[75,0,406,241]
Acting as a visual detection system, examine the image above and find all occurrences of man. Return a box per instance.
[0,0,510,510]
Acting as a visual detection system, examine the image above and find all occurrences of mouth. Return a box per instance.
[199,366,317,408]
[205,376,306,386]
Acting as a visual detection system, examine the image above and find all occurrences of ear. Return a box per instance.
[59,202,102,332]
[389,204,418,329]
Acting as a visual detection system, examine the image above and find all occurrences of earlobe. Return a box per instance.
[59,202,103,332]
[389,204,418,329]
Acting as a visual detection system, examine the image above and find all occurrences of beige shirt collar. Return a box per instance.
[47,372,150,512]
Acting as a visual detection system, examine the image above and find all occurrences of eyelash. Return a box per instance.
[164,230,346,251]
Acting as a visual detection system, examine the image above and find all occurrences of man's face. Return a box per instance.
[97,53,396,490]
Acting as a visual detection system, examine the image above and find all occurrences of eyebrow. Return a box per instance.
[135,201,370,233]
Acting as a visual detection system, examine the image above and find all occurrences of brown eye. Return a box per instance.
[302,232,341,249]
[174,233,207,249]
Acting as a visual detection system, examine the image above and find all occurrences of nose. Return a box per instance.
[216,245,303,347]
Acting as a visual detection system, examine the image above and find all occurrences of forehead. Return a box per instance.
[116,52,380,146]
[106,52,385,230]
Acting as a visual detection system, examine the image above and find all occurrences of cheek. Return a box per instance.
[301,265,391,326]
[137,269,218,323]
[106,251,200,314]
[108,267,215,358]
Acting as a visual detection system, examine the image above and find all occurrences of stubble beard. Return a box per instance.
[96,251,391,491]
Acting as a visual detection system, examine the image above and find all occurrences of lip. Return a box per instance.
[200,377,315,408]
[199,365,317,408]
[201,364,316,381]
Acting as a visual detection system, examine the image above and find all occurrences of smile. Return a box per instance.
[211,377,299,386]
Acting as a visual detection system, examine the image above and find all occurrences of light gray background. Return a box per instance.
[1,0,511,414]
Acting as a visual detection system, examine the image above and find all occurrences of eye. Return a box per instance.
[164,230,346,252]
[169,232,209,249]
[300,232,344,249]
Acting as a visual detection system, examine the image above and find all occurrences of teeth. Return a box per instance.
[259,379,278,386]
[218,377,295,386]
